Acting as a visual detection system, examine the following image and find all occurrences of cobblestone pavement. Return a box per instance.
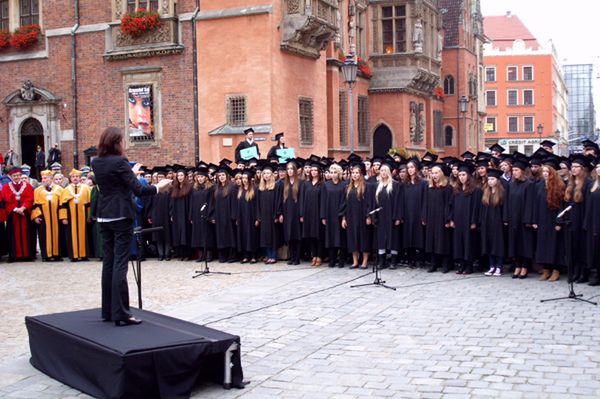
[1,258,600,398]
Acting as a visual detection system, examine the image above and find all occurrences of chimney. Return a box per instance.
[506,11,512,18]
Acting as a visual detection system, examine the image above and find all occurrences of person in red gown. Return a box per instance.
[1,166,35,262]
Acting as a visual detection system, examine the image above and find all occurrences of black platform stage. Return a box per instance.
[26,308,244,399]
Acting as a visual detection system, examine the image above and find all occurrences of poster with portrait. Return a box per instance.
[128,85,154,138]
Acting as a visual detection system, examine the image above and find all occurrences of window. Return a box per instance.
[486,117,497,133]
[226,95,247,127]
[523,89,534,105]
[356,8,366,59]
[127,0,159,12]
[339,91,347,146]
[299,97,314,146]
[433,111,443,148]
[523,116,534,132]
[485,90,496,106]
[507,66,518,81]
[523,66,534,81]
[443,75,455,95]
[1,0,8,30]
[524,144,533,156]
[381,5,406,54]
[508,116,519,133]
[444,126,453,146]
[19,0,39,26]
[358,95,369,146]
[485,66,496,82]
[507,89,518,106]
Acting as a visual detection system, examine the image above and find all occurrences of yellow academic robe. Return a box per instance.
[31,185,63,258]
[59,184,91,259]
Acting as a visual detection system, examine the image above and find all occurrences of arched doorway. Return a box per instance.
[20,118,44,171]
[372,124,392,157]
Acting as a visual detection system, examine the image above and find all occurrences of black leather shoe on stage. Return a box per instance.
[114,317,142,326]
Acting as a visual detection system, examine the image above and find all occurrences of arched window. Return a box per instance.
[443,75,455,95]
[444,126,453,146]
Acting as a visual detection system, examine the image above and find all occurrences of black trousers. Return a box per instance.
[100,218,133,322]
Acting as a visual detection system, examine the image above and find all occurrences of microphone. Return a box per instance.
[557,205,572,220]
[200,203,207,212]
[133,226,164,235]
[368,207,383,216]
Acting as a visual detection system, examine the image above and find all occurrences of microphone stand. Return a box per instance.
[131,226,164,309]
[351,207,396,291]
[193,204,231,278]
[540,207,597,305]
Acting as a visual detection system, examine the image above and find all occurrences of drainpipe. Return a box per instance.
[192,2,200,164]
[71,0,80,168]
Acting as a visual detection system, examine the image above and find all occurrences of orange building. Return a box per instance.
[483,12,569,156]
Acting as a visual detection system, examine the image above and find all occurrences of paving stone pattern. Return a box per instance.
[1,259,600,398]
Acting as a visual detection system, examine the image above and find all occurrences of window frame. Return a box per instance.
[485,66,496,82]
[507,116,519,133]
[226,94,247,127]
[485,90,496,107]
[523,116,535,132]
[523,89,534,106]
[522,65,534,81]
[486,116,497,133]
[444,125,453,147]
[507,65,518,81]
[443,75,455,96]
[126,0,160,13]
[357,95,369,146]
[0,0,9,30]
[380,4,407,54]
[299,97,314,146]
[507,89,518,106]
[339,90,348,146]
[2,0,42,32]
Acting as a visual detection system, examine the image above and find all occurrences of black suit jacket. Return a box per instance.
[234,140,260,162]
[91,155,157,220]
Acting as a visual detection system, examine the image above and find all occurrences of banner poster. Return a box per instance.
[128,85,154,138]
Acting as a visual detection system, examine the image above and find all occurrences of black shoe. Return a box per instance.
[576,275,589,284]
[389,264,397,270]
[166,257,172,261]
[588,278,600,287]
[337,263,345,268]
[114,317,142,326]
[293,260,301,265]
[328,261,336,268]
[288,260,294,265]
[195,258,204,263]
[442,266,450,274]
[427,266,437,273]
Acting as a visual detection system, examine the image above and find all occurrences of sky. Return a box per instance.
[480,0,599,126]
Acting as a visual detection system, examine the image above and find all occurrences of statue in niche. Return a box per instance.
[409,102,424,144]
[437,31,443,60]
[413,19,424,53]
[20,80,36,101]
[409,102,417,138]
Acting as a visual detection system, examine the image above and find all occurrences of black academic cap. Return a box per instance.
[532,148,550,160]
[432,162,451,176]
[237,159,247,167]
[540,140,556,148]
[350,162,366,175]
[381,156,398,171]
[475,158,490,168]
[196,166,209,176]
[216,164,232,176]
[559,157,571,169]
[173,164,186,173]
[461,151,476,160]
[241,169,255,179]
[407,156,422,169]
[309,154,321,163]
[243,127,254,135]
[490,157,501,168]
[529,157,542,166]
[475,152,492,161]
[347,153,362,163]
[196,161,209,169]
[512,158,530,170]
[260,161,274,172]
[489,143,506,153]
[542,155,561,170]
[338,159,349,170]
[220,158,233,167]
[422,152,438,162]
[371,156,383,165]
[441,156,458,165]
[267,154,279,163]
[457,161,475,174]
[582,138,599,152]
[208,163,218,171]
[165,164,174,172]
[487,169,503,179]
[569,154,592,171]
[154,167,167,175]
[248,157,259,166]
[274,132,284,141]
[276,163,286,171]
[500,154,513,164]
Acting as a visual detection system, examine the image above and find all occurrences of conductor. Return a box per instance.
[92,127,172,326]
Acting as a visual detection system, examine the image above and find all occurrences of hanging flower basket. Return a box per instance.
[120,9,162,37]
[433,86,444,98]
[0,30,10,49]
[9,25,41,49]
[357,57,372,78]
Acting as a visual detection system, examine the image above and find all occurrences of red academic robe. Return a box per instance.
[1,181,34,260]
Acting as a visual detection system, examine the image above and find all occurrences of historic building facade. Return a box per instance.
[563,64,596,151]
[0,0,485,168]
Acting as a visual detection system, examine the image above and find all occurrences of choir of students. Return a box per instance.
[3,139,600,289]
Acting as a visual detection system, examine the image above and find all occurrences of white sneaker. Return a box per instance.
[493,268,503,277]
[484,267,496,276]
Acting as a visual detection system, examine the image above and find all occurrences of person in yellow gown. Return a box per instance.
[59,169,91,261]
[31,170,63,261]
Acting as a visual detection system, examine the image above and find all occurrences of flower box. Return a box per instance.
[0,30,10,49]
[9,25,41,49]
[120,9,162,38]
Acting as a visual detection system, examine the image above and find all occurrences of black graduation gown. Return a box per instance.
[506,179,535,259]
[479,196,508,258]
[277,180,303,242]
[423,185,452,256]
[257,186,279,249]
[342,184,372,252]
[189,186,215,248]
[372,181,400,251]
[234,140,260,162]
[171,192,191,247]
[401,180,427,249]
[148,191,171,244]
[267,144,285,159]
[213,184,237,249]
[320,180,347,249]
[567,178,592,266]
[532,183,565,266]
[450,188,481,262]
[234,188,259,253]
[300,180,322,239]
[584,181,600,267]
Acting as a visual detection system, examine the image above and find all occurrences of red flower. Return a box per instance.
[433,86,444,98]
[9,25,41,49]
[0,30,10,49]
[120,9,161,37]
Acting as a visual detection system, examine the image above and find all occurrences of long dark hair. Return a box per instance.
[98,127,124,157]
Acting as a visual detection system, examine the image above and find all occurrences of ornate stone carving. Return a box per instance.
[115,21,173,48]
[281,0,339,59]
[162,0,169,14]
[408,70,439,94]
[20,80,37,101]
[114,0,123,20]
[413,19,424,53]
[410,101,425,145]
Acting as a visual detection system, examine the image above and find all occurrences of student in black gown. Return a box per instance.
[277,160,303,265]
[449,162,481,275]
[423,164,453,273]
[257,164,279,264]
[189,168,215,262]
[401,159,427,268]
[320,163,347,268]
[300,161,323,266]
[212,165,237,263]
[479,169,508,276]
[266,132,286,160]
[584,160,600,286]
[148,169,172,260]
[170,169,192,260]
[234,170,259,263]
[564,154,593,283]
[506,159,535,279]
[342,163,372,269]
[373,162,400,269]
[533,158,566,282]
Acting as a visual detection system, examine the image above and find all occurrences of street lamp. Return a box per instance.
[459,95,468,151]
[537,123,544,145]
[342,54,358,153]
